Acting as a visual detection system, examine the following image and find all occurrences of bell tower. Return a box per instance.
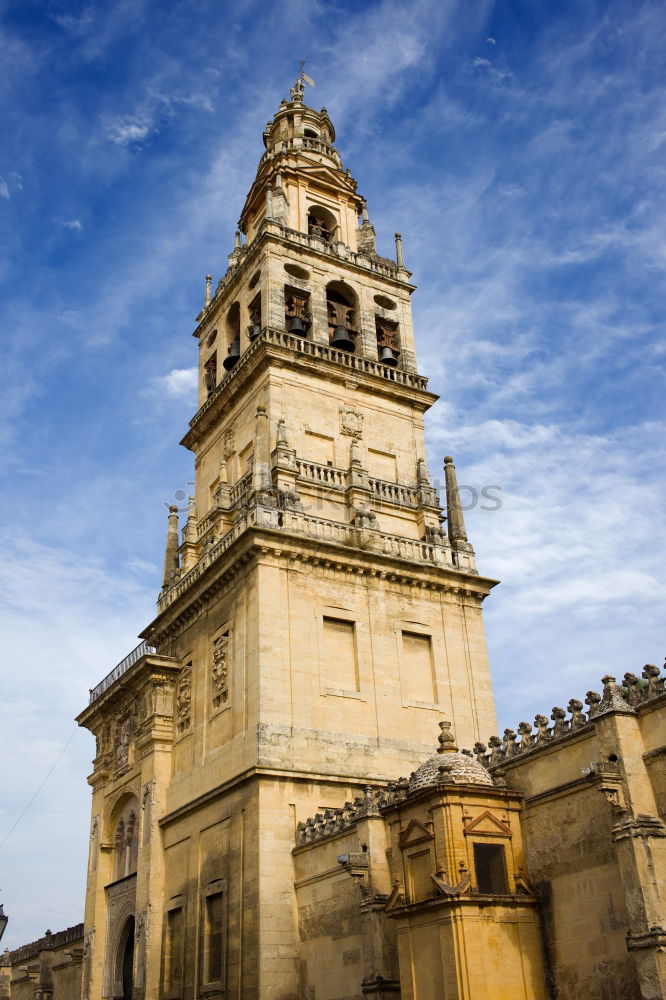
[78,75,499,1000]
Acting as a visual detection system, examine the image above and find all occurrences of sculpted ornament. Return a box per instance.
[223,424,235,460]
[212,633,230,708]
[175,667,192,733]
[340,406,363,439]
[116,716,131,769]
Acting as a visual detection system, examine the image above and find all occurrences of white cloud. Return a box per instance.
[105,116,154,145]
[486,36,496,44]
[155,367,198,399]
[60,218,83,231]
[0,176,9,198]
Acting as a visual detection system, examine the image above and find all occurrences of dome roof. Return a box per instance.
[408,752,493,794]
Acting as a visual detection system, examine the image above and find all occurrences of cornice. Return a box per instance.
[144,523,497,644]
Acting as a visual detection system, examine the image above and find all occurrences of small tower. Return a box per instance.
[77,75,499,1000]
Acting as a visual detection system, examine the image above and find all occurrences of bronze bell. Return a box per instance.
[248,323,261,341]
[223,338,241,371]
[330,327,355,352]
[379,345,398,367]
[288,315,306,335]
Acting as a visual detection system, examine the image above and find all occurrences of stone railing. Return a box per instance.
[158,500,462,611]
[186,327,429,440]
[296,459,346,490]
[89,641,156,704]
[368,477,420,508]
[271,222,400,279]
[471,666,666,770]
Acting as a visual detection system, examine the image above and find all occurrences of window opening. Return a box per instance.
[204,891,225,984]
[473,843,509,894]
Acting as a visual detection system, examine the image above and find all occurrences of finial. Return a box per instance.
[394,233,405,268]
[205,274,212,306]
[234,230,241,250]
[443,455,469,545]
[162,506,180,591]
[437,720,458,754]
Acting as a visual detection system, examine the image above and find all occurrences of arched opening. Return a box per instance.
[119,916,135,1000]
[307,205,337,243]
[111,796,140,881]
[326,281,358,353]
[223,302,241,371]
[376,317,400,367]
[303,128,319,139]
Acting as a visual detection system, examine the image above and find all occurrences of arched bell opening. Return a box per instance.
[247,293,262,342]
[203,348,217,396]
[284,286,311,336]
[223,302,241,371]
[326,281,358,353]
[307,205,337,244]
[376,317,400,368]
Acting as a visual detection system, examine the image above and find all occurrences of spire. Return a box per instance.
[443,455,468,545]
[162,505,180,590]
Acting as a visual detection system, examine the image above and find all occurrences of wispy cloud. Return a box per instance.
[59,218,83,231]
[0,177,9,198]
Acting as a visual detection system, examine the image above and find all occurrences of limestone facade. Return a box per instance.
[5,77,664,1000]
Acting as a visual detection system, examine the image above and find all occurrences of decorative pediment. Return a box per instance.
[463,810,512,838]
[398,818,434,848]
[300,163,355,189]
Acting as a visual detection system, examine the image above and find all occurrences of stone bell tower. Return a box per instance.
[77,75,499,1000]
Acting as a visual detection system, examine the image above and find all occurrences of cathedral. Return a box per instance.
[2,76,664,1000]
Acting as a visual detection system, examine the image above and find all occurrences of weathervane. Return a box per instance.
[291,61,315,102]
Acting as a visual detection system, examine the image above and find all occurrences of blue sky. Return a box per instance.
[1,0,664,948]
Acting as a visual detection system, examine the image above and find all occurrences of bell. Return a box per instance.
[223,338,240,371]
[379,345,397,367]
[288,315,306,335]
[330,327,355,352]
[248,323,261,341]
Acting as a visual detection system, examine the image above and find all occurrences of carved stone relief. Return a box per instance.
[212,632,230,709]
[223,424,235,460]
[115,716,131,770]
[340,406,363,439]
[175,667,192,734]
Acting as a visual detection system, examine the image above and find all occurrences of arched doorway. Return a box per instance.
[120,916,135,1000]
